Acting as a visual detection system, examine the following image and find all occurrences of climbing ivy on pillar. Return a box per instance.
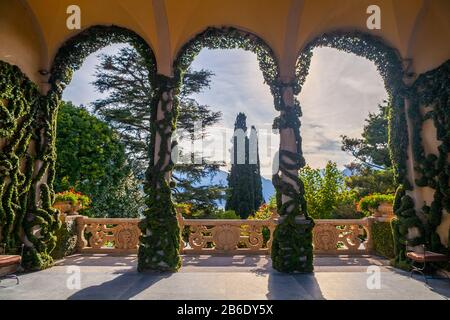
[271,82,314,273]
[0,61,61,270]
[173,26,316,272]
[389,61,450,266]
[0,26,157,270]
[138,74,182,272]
[408,60,450,254]
[294,30,429,268]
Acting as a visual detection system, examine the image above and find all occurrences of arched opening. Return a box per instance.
[171,44,280,263]
[0,25,158,270]
[57,43,146,219]
[172,47,278,217]
[294,31,421,266]
[137,26,290,272]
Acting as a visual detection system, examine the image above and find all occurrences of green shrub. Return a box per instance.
[51,220,78,260]
[55,102,144,219]
[371,221,395,259]
[358,193,394,216]
[300,161,359,219]
[331,191,361,219]
[331,202,363,219]
[209,210,240,219]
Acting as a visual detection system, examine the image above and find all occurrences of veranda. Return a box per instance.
[0,0,449,300]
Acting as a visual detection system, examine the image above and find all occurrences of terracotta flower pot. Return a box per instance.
[377,202,394,216]
[53,201,82,215]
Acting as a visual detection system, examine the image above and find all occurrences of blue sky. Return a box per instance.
[63,45,387,178]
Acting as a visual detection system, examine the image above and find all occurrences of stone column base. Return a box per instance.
[271,217,314,273]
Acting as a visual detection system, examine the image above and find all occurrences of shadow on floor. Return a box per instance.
[68,271,172,300]
[314,255,389,267]
[183,255,269,268]
[389,267,450,299]
[266,272,325,300]
[55,254,137,267]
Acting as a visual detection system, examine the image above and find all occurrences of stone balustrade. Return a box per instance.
[73,213,378,255]
[176,211,277,254]
[76,217,141,254]
[313,218,373,255]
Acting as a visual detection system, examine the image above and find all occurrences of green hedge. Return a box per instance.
[371,221,395,259]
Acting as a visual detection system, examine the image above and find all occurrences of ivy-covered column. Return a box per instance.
[271,80,314,273]
[401,61,450,255]
[388,92,424,269]
[0,61,61,270]
[138,74,182,272]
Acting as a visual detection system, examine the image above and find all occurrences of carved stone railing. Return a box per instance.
[312,218,374,255]
[76,217,141,254]
[73,214,375,256]
[176,211,277,255]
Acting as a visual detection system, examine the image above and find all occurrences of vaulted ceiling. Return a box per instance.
[1,0,449,85]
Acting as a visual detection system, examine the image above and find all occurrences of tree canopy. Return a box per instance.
[55,101,143,217]
[340,101,396,196]
[341,101,391,170]
[299,161,359,219]
[91,45,224,210]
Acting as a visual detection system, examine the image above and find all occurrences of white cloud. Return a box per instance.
[62,43,127,109]
[298,47,388,169]
[62,45,387,178]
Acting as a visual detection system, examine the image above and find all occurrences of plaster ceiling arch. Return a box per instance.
[1,0,448,84]
[0,0,46,84]
[25,0,159,71]
[170,24,281,72]
[164,0,291,67]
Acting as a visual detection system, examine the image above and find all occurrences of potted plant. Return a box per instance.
[53,189,91,215]
[358,193,394,217]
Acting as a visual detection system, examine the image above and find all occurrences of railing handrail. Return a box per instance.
[81,217,369,224]
[314,218,371,225]
[73,212,384,256]
[180,218,274,225]
[83,217,141,223]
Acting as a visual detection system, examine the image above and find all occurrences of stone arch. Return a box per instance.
[0,25,158,271]
[295,30,406,97]
[138,26,288,272]
[294,30,427,266]
[173,26,281,100]
[295,30,409,182]
[169,26,314,273]
[48,25,157,96]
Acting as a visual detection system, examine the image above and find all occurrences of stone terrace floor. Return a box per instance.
[1,254,449,300]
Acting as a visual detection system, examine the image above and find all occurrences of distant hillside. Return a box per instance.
[174,170,275,208]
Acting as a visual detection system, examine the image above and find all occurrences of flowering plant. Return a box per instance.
[54,188,91,209]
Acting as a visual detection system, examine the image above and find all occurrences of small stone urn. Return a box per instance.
[53,201,82,216]
[377,202,394,217]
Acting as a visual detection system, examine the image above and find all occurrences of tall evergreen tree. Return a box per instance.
[91,45,224,211]
[341,102,391,170]
[226,113,264,218]
[249,126,264,211]
[340,101,396,196]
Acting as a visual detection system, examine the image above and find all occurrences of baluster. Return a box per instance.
[365,217,374,254]
[75,216,87,252]
[176,209,185,252]
[267,210,278,253]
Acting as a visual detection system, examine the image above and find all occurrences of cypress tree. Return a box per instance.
[226,113,264,218]
[250,126,264,211]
